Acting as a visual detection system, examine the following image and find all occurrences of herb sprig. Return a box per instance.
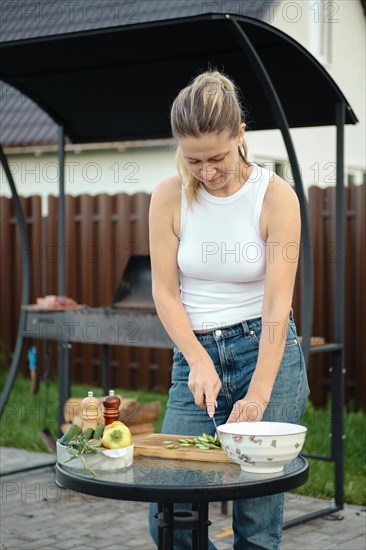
[163,433,221,450]
[65,435,103,477]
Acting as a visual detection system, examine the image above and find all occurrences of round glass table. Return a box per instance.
[56,455,308,550]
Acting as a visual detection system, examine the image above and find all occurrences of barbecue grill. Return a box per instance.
[21,254,173,427]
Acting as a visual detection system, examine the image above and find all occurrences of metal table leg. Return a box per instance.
[192,502,210,549]
[159,503,174,550]
[157,502,211,550]
[198,502,210,549]
[157,503,164,549]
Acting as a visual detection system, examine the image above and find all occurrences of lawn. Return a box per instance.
[0,373,168,449]
[0,373,365,506]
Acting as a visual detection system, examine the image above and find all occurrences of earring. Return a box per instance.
[239,145,245,157]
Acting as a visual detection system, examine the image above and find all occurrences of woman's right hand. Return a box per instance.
[188,356,222,415]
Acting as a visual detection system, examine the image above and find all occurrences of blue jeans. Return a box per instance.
[149,313,310,549]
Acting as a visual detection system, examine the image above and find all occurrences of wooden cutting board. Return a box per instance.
[133,433,232,463]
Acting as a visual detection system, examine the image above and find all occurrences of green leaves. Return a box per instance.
[164,433,221,451]
[65,435,103,477]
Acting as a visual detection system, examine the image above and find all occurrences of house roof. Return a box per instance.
[0,0,274,148]
[0,0,274,42]
[0,1,358,148]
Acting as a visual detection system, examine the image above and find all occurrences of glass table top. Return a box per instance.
[56,455,308,503]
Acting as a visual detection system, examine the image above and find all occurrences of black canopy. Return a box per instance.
[0,13,357,144]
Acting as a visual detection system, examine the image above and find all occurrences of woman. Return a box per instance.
[148,69,310,549]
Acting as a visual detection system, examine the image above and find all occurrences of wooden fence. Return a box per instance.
[1,185,365,410]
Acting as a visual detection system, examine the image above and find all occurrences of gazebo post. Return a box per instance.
[57,126,70,432]
[0,145,29,416]
[333,101,346,508]
[58,125,66,296]
[226,15,313,366]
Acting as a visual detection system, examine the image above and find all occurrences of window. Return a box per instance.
[254,159,292,185]
[308,0,335,66]
[347,169,366,187]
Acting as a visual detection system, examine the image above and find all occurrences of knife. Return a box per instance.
[206,398,218,436]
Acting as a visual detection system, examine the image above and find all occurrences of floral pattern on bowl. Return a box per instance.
[217,422,307,473]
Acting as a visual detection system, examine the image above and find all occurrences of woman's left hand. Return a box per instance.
[226,392,269,423]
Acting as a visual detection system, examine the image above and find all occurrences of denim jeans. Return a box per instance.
[149,312,310,549]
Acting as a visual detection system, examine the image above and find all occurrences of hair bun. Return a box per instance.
[212,71,235,93]
[193,71,235,94]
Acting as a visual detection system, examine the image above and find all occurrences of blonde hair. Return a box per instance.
[170,69,250,207]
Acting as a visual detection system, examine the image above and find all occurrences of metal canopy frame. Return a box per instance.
[0,12,355,526]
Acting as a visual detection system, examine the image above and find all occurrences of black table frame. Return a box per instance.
[56,456,309,550]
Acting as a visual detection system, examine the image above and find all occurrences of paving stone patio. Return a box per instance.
[0,448,365,549]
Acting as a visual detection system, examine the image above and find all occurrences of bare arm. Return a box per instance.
[149,176,221,411]
[227,174,301,422]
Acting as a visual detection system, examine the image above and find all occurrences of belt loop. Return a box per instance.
[241,320,249,336]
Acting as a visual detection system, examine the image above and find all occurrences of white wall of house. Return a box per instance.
[246,0,365,188]
[1,0,365,215]
[0,145,177,216]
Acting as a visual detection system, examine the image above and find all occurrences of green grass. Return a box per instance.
[294,399,366,506]
[0,374,365,505]
[0,373,168,451]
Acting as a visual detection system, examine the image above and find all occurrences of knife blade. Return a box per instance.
[206,398,218,436]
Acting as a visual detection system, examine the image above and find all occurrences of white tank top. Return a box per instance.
[177,163,273,331]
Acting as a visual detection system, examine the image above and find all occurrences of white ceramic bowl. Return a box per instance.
[56,440,134,472]
[217,422,307,473]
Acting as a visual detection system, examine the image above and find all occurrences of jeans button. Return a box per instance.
[215,329,222,337]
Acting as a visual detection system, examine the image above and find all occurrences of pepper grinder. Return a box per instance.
[81,391,102,430]
[103,390,121,427]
